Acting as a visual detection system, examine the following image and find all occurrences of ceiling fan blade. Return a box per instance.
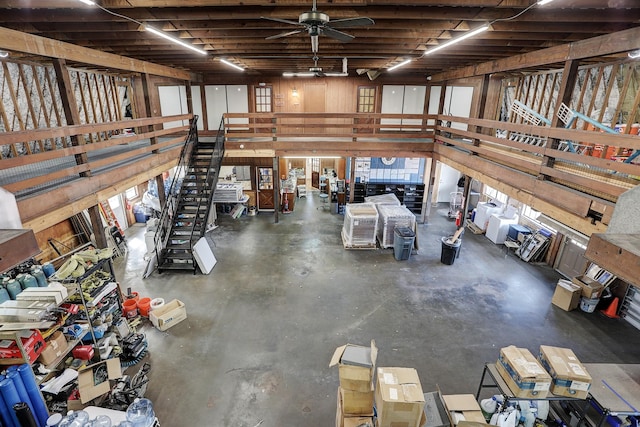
[261,16,304,26]
[328,17,375,28]
[322,26,355,42]
[266,30,304,40]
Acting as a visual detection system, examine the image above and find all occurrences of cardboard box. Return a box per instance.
[496,346,551,398]
[340,386,374,416]
[0,329,46,364]
[330,341,378,392]
[551,280,582,311]
[538,346,592,399]
[38,330,68,366]
[442,394,487,425]
[149,299,187,331]
[376,367,426,427]
[336,388,375,427]
[78,358,122,403]
[571,276,605,299]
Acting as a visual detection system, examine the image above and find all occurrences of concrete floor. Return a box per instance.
[113,193,640,427]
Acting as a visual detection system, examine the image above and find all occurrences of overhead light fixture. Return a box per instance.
[387,59,412,72]
[628,49,640,59]
[292,87,298,96]
[77,0,96,5]
[220,59,245,71]
[144,25,207,55]
[0,50,9,58]
[423,24,490,56]
[536,0,554,5]
[283,72,316,77]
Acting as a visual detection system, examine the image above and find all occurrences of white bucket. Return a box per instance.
[580,296,600,313]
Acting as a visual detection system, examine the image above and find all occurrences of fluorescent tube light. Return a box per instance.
[144,25,207,55]
[536,0,554,5]
[220,59,245,71]
[387,59,412,71]
[423,25,490,56]
[77,0,96,5]
[283,72,316,77]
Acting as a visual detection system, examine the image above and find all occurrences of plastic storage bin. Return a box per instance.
[393,227,415,261]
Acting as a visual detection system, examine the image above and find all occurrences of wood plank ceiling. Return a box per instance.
[1,0,639,79]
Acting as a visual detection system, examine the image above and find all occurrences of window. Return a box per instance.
[125,186,138,200]
[357,86,376,113]
[482,185,508,204]
[520,204,541,221]
[255,86,272,113]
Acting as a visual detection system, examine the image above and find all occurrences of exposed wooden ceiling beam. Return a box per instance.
[0,26,191,79]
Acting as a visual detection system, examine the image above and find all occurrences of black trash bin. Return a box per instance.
[394,227,416,261]
[440,236,462,265]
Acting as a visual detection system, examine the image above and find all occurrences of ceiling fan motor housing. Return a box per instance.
[299,11,330,25]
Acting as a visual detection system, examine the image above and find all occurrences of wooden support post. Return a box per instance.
[541,59,580,176]
[141,73,167,208]
[424,158,438,222]
[53,59,107,246]
[472,75,490,148]
[88,205,108,249]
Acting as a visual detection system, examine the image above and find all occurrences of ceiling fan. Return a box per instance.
[262,0,374,52]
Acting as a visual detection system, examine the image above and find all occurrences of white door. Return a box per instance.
[108,194,128,231]
[436,163,461,203]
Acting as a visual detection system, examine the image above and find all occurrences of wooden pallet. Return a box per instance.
[341,229,377,250]
[465,220,484,235]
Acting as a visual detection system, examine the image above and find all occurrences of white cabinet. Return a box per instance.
[486,214,519,244]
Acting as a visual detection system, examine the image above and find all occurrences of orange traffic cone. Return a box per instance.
[601,297,620,318]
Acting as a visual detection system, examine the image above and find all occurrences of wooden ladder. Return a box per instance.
[98,201,124,236]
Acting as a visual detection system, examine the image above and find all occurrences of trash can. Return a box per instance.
[393,227,416,261]
[440,236,462,265]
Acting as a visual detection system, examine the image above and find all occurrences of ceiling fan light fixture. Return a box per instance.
[423,24,490,56]
[387,59,412,71]
[144,25,207,55]
[0,50,9,58]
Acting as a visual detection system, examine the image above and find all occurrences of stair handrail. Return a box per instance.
[188,117,226,244]
[154,116,199,259]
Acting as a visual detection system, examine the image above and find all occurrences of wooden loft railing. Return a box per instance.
[222,112,436,158]
[0,114,191,232]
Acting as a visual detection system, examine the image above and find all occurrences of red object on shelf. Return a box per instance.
[72,345,94,360]
[0,329,46,363]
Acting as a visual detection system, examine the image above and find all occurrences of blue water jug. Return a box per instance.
[0,286,9,304]
[6,279,22,299]
[21,273,38,289]
[42,262,55,278]
[31,266,48,287]
[126,398,155,427]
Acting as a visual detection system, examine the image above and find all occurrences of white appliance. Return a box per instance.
[486,214,520,244]
[473,201,503,231]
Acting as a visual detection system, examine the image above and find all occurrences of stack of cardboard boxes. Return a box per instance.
[331,341,427,427]
[331,341,377,427]
[496,345,592,400]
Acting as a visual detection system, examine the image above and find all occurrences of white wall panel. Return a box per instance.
[204,85,228,131]
[158,85,188,129]
[381,85,404,130]
[402,85,426,130]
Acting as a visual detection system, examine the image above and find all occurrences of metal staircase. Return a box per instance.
[153,116,225,274]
